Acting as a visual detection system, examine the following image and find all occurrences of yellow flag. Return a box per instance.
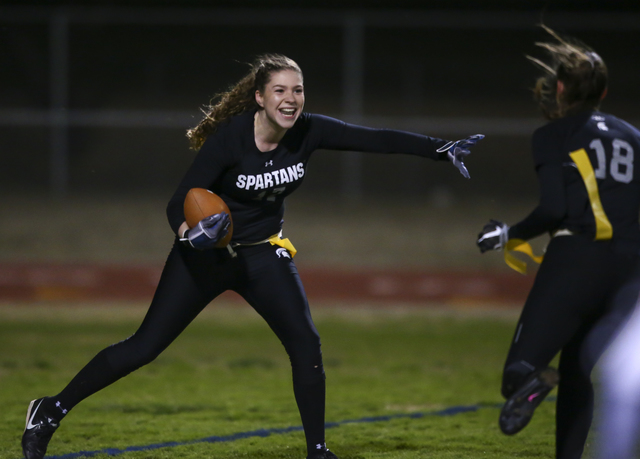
[504,239,544,274]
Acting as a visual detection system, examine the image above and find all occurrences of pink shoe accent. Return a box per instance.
[528,393,539,402]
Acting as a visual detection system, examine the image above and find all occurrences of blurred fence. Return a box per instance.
[5,6,638,304]
[2,6,640,204]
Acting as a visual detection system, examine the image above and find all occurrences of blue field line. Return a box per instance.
[44,401,515,459]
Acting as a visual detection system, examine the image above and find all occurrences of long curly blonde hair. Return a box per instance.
[528,25,608,120]
[186,54,302,151]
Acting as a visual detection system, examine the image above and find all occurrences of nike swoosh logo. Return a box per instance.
[26,399,44,430]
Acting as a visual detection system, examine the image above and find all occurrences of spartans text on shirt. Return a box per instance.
[235,163,305,190]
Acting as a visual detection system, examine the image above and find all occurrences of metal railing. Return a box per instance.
[2,6,639,197]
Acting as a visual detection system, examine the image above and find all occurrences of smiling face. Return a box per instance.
[255,69,305,132]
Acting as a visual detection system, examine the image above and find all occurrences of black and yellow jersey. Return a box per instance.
[509,110,640,246]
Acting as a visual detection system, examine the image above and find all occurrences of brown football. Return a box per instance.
[184,188,233,247]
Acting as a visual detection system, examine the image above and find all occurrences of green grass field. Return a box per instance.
[0,302,567,459]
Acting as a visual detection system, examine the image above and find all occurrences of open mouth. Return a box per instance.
[279,108,297,118]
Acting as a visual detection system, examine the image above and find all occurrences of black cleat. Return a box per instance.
[22,398,59,459]
[499,367,559,435]
[307,447,339,459]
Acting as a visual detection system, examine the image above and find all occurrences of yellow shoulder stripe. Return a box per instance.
[569,148,613,240]
[502,147,612,274]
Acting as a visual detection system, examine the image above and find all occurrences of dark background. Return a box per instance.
[2,1,640,204]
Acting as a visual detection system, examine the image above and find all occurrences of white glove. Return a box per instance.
[436,134,485,179]
[180,213,230,250]
[477,219,510,252]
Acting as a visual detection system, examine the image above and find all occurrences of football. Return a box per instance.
[184,188,233,247]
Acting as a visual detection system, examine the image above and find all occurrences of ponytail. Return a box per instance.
[187,54,302,151]
[527,25,608,120]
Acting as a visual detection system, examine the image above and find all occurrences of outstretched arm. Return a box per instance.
[311,114,483,177]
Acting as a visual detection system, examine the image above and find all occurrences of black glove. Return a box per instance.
[477,219,509,253]
[436,134,484,179]
[180,212,231,250]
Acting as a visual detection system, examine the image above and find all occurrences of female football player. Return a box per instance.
[476,27,640,459]
[21,53,483,459]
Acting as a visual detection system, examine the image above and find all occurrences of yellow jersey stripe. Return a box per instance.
[569,148,613,240]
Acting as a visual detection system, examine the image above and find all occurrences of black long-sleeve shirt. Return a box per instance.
[509,111,640,244]
[167,110,450,243]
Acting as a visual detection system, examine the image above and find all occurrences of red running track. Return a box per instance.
[0,263,533,306]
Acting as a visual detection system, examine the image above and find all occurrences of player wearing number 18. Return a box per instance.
[21,53,483,459]
[476,27,640,459]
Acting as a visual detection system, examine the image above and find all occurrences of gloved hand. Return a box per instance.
[436,134,484,179]
[477,219,509,253]
[181,212,231,250]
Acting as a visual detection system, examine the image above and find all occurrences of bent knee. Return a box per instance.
[282,330,321,361]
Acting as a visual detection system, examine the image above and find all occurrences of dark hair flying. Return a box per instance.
[528,25,608,120]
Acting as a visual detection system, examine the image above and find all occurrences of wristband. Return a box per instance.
[179,228,190,246]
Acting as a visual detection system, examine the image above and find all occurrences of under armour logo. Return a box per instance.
[597,121,609,131]
[55,401,68,414]
[276,248,291,259]
[265,160,273,167]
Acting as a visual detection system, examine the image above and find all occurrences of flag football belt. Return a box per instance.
[503,239,544,275]
[504,229,575,274]
[504,148,616,275]
[230,231,297,258]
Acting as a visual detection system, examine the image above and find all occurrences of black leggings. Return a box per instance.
[502,236,640,459]
[52,241,326,454]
